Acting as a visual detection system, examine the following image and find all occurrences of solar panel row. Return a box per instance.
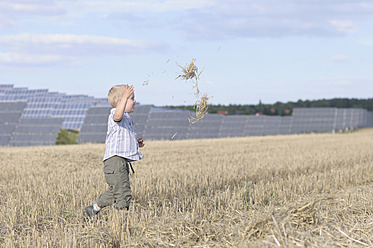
[76,106,110,143]
[1,82,372,145]
[77,106,373,143]
[9,116,64,146]
[0,101,26,146]
[0,101,64,146]
[1,84,109,130]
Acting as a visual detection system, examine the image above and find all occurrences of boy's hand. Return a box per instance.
[138,138,145,148]
[123,84,134,99]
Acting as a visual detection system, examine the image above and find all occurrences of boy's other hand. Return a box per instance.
[123,84,134,99]
[138,138,145,148]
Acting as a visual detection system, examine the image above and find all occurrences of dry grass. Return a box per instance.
[1,129,373,247]
[175,58,204,89]
[189,94,209,124]
[176,58,209,123]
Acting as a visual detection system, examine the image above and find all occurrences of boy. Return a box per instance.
[85,84,145,218]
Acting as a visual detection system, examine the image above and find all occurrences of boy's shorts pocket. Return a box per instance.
[103,164,115,174]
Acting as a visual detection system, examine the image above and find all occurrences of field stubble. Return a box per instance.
[0,129,373,247]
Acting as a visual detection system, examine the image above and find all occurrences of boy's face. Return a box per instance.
[125,93,136,113]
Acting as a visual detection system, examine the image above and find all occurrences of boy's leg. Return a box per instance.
[113,158,132,210]
[97,156,131,210]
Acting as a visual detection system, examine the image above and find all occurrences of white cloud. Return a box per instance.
[0,1,64,16]
[333,81,352,86]
[0,33,168,55]
[81,0,215,13]
[0,52,77,66]
[359,39,373,46]
[0,33,168,67]
[1,0,373,40]
[331,54,348,62]
[329,20,356,33]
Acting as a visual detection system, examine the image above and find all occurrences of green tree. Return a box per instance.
[56,129,79,145]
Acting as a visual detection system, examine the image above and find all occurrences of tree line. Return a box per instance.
[165,98,373,116]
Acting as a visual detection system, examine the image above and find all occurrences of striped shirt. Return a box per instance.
[103,108,144,162]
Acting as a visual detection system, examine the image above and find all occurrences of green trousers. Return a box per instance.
[97,156,131,210]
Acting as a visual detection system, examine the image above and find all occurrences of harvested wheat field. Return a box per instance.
[1,129,373,247]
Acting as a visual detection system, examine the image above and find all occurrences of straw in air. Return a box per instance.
[176,58,204,95]
[189,94,209,124]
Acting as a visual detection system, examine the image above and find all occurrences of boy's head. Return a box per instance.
[108,85,136,113]
[108,85,126,108]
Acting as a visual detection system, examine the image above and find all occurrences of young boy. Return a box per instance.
[85,84,145,218]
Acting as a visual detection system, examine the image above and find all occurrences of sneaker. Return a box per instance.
[85,205,99,218]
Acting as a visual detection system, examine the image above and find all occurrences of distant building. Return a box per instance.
[217,110,228,115]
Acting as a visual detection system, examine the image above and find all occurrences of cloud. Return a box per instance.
[358,39,373,46]
[0,0,65,30]
[168,0,372,39]
[106,12,161,30]
[0,0,65,16]
[333,81,352,86]
[0,33,168,55]
[329,20,356,33]
[1,0,373,40]
[81,0,215,13]
[0,52,77,67]
[0,33,168,67]
[331,54,348,62]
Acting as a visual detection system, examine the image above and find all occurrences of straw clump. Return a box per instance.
[189,94,209,124]
[176,58,209,123]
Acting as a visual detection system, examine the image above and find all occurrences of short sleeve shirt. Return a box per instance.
[103,108,144,162]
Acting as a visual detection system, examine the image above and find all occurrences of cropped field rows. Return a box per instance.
[1,129,373,247]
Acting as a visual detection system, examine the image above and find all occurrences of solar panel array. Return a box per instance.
[0,101,26,145]
[2,82,372,145]
[0,101,66,146]
[0,84,108,130]
[292,108,371,133]
[77,105,153,143]
[9,118,64,146]
[76,107,111,143]
[77,106,373,143]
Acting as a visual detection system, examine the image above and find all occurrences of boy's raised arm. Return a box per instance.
[113,84,134,122]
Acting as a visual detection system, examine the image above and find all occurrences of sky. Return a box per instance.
[0,0,373,106]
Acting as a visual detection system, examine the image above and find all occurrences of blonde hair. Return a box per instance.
[108,85,126,108]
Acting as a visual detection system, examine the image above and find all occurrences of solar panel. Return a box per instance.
[142,110,189,140]
[0,101,27,112]
[367,111,373,128]
[77,133,107,143]
[187,114,223,139]
[0,135,11,146]
[291,108,338,133]
[86,106,111,116]
[4,84,373,142]
[0,113,23,124]
[80,124,107,133]
[77,105,152,143]
[9,117,64,146]
[219,115,248,138]
[0,124,16,134]
[19,118,65,126]
[278,116,292,134]
[0,101,26,145]
[14,125,61,134]
[76,106,110,143]
[10,134,58,146]
[1,84,109,130]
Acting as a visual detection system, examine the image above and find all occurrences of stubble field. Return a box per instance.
[1,129,373,247]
